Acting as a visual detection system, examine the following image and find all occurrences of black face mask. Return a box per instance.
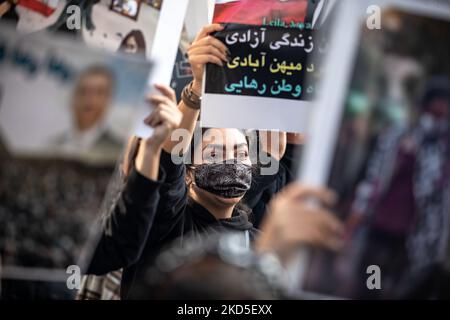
[193,162,253,199]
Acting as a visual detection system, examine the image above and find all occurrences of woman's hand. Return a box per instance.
[256,183,345,263]
[187,24,228,94]
[135,84,182,180]
[142,84,182,148]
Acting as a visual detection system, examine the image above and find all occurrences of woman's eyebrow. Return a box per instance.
[202,143,248,151]
[202,143,223,151]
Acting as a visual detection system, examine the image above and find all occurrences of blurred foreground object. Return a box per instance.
[299,0,450,299]
[0,23,151,299]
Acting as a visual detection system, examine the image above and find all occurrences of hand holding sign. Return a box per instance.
[143,84,182,148]
[136,83,182,181]
[187,24,228,94]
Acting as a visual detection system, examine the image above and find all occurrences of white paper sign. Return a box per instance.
[133,0,190,138]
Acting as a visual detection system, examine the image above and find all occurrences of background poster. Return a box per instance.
[0,26,151,295]
[0,0,162,60]
[201,0,327,132]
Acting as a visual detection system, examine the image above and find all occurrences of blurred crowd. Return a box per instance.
[0,156,113,269]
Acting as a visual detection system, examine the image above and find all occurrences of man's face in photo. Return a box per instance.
[72,72,113,131]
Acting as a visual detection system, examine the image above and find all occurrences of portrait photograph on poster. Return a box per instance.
[5,0,66,33]
[0,0,191,138]
[298,0,450,300]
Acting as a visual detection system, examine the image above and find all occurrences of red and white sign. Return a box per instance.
[17,0,59,17]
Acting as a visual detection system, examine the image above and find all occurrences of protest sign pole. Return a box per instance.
[134,0,190,138]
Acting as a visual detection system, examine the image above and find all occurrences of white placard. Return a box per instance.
[202,94,313,132]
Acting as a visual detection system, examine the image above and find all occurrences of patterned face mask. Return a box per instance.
[193,162,253,199]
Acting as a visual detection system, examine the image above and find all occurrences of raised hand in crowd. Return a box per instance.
[256,182,345,263]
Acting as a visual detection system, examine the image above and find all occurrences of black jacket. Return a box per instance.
[88,151,258,299]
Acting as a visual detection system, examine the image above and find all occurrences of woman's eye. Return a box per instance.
[237,150,249,159]
[204,151,221,162]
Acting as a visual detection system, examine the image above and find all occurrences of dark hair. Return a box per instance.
[77,65,116,90]
[142,233,281,299]
[119,29,147,56]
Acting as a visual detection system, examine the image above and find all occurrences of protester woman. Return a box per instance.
[86,23,343,299]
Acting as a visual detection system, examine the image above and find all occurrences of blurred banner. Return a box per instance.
[0,25,151,299]
[201,0,329,132]
[205,25,314,100]
[299,0,450,299]
[0,0,190,138]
